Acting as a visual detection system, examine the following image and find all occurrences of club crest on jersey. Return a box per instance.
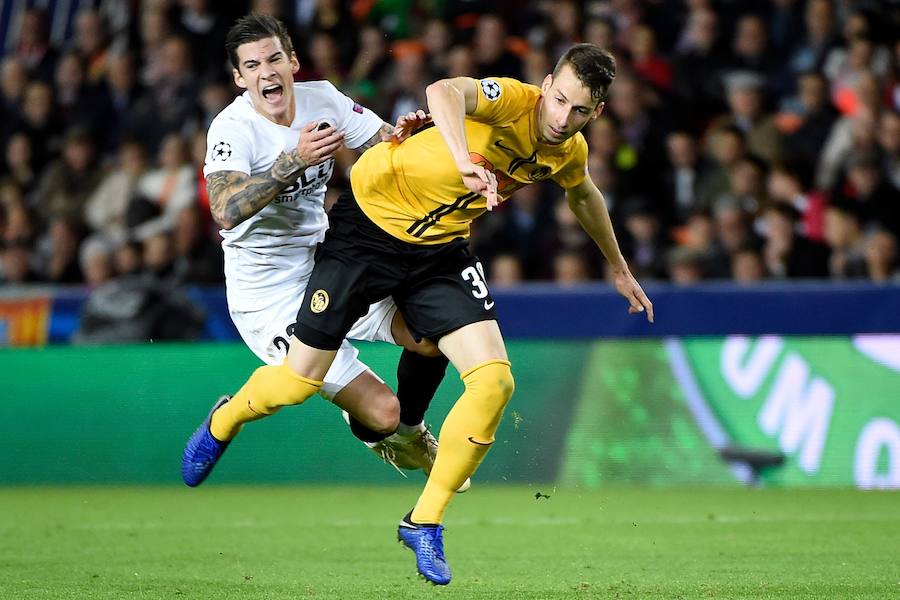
[310,290,330,313]
[211,141,232,161]
[480,79,501,101]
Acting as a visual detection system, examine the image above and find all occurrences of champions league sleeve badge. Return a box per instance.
[211,141,232,161]
[480,79,501,101]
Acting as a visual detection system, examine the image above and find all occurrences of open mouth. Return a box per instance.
[261,83,284,103]
[549,126,566,138]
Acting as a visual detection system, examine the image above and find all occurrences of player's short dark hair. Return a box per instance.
[225,14,294,70]
[552,44,616,103]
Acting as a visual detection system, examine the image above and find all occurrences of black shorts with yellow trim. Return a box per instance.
[294,189,498,351]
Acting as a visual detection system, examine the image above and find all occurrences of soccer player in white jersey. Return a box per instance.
[183,14,468,489]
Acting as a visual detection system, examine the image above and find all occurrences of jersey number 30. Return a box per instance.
[462,262,494,310]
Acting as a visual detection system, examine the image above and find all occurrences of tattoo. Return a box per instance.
[356,122,394,152]
[207,160,302,230]
[271,150,308,183]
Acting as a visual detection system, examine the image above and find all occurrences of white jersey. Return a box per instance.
[204,81,382,311]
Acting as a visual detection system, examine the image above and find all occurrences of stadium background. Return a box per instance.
[2,2,899,598]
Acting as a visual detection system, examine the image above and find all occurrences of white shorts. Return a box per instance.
[229,284,397,400]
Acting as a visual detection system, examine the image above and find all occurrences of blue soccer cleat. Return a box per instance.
[397,511,451,585]
[181,395,231,487]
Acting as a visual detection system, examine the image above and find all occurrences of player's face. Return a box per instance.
[538,64,604,144]
[233,36,299,125]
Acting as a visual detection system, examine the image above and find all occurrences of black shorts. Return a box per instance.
[294,189,498,351]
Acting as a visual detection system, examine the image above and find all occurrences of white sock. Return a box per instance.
[396,421,426,437]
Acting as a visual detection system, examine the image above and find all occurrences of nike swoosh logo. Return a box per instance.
[467,436,493,446]
[484,300,495,310]
[494,139,515,153]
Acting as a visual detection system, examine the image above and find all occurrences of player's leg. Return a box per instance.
[411,320,513,523]
[343,298,469,489]
[395,247,510,584]
[183,225,383,486]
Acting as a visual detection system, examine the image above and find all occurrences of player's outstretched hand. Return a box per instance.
[296,121,345,166]
[386,110,431,143]
[612,268,654,323]
[457,160,499,210]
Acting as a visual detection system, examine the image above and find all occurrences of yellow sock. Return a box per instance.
[411,360,514,524]
[209,362,322,441]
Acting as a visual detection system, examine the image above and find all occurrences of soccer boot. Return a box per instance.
[181,395,231,487]
[378,425,472,493]
[397,511,451,585]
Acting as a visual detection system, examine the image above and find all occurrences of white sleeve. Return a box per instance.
[204,115,255,177]
[324,82,384,150]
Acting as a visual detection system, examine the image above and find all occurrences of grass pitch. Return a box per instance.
[1,486,896,599]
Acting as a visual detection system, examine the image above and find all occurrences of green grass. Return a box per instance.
[0,486,897,599]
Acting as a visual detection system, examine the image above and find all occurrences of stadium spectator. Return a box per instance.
[32,127,102,228]
[620,198,669,280]
[0,57,28,116]
[0,237,38,284]
[864,229,899,282]
[171,205,223,285]
[473,14,522,80]
[14,81,59,172]
[34,217,83,283]
[779,71,838,175]
[876,111,900,189]
[762,202,830,278]
[84,139,148,242]
[96,51,146,152]
[131,134,196,241]
[662,130,716,225]
[554,249,592,287]
[823,199,867,279]
[731,245,768,284]
[667,246,706,285]
[713,71,783,165]
[72,9,110,85]
[13,8,58,82]
[2,132,37,194]
[838,152,900,238]
[488,253,524,287]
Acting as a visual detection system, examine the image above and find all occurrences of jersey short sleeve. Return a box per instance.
[470,77,538,126]
[322,82,383,150]
[552,133,590,190]
[204,114,254,177]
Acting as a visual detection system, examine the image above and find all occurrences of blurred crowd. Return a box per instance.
[1,0,899,292]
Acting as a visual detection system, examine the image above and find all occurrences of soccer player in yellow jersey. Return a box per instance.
[183,43,653,585]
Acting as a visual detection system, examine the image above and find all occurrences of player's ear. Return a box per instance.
[233,67,247,90]
[591,101,605,120]
[290,51,300,74]
[540,74,553,94]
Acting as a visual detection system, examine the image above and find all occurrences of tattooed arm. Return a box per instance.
[206,151,309,230]
[355,122,395,153]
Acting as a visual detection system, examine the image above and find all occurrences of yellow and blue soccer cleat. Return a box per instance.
[397,511,451,585]
[181,396,231,487]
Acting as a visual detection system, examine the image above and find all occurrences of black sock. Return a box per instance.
[348,415,389,443]
[397,349,449,426]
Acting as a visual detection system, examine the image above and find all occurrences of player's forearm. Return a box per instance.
[568,191,629,272]
[207,152,307,230]
[356,122,394,153]
[425,81,471,168]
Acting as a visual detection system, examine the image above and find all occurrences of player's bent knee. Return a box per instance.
[366,391,401,434]
[462,360,516,413]
[246,363,321,415]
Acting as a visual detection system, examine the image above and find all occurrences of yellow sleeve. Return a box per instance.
[553,134,590,190]
[470,77,537,126]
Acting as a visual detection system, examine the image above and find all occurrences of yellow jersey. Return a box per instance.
[349,77,590,244]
